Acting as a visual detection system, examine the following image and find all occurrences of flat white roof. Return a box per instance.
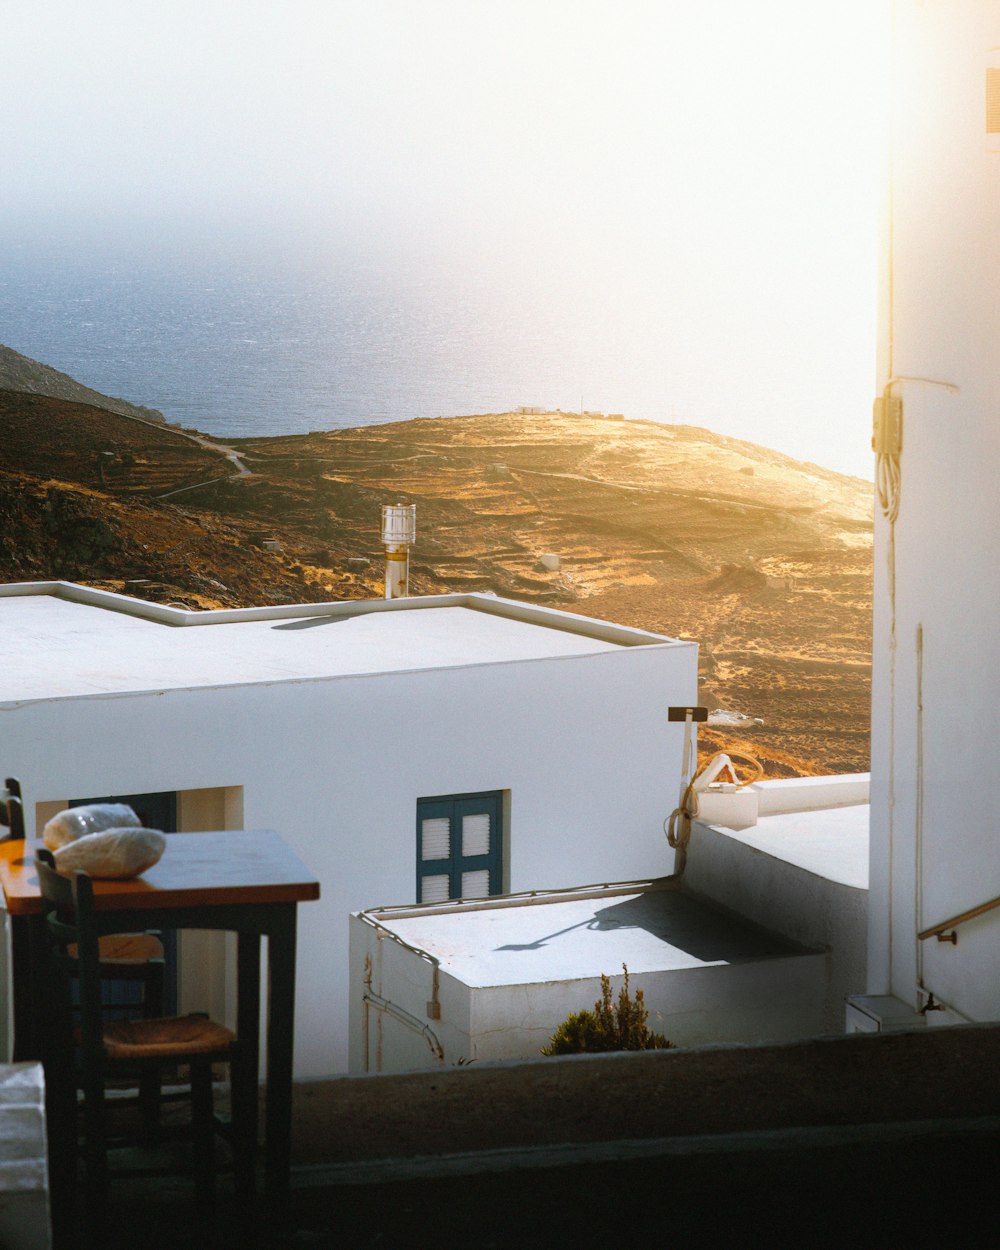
[0,582,686,705]
[361,881,812,990]
[703,804,869,890]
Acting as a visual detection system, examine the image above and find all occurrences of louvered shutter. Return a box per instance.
[416,792,502,903]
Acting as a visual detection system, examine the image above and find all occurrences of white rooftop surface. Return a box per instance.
[370,885,812,990]
[703,804,869,890]
[0,592,640,704]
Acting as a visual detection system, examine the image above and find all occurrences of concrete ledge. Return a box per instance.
[293,1113,1000,1187]
[290,1024,1000,1168]
[92,1031,1000,1247]
[752,773,870,814]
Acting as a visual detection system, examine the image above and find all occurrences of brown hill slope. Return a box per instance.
[0,397,872,775]
[0,390,349,607]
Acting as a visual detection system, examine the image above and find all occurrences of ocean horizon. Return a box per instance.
[0,237,875,481]
[0,243,676,443]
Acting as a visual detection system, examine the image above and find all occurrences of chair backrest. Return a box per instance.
[35,848,107,1064]
[1,778,24,840]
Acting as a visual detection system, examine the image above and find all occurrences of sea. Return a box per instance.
[0,240,669,442]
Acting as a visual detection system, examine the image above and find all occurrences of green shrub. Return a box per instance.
[541,965,674,1055]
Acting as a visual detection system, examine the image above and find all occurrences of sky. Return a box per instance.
[2,0,888,479]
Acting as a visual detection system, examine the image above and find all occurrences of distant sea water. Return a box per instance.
[0,246,662,442]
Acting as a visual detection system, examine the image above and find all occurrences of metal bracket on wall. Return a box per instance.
[668,707,708,722]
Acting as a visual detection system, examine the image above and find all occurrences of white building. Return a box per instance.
[0,580,695,1076]
[346,0,1000,1070]
[351,878,828,1073]
[350,774,869,1073]
[8,1,995,1097]
[861,0,1000,1030]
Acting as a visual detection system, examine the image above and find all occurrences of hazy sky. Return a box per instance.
[3,1,887,479]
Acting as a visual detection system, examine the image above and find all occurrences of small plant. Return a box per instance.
[541,965,674,1055]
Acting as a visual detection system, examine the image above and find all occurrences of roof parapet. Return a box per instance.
[0,580,689,649]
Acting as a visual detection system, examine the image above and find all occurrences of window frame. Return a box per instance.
[416,790,504,904]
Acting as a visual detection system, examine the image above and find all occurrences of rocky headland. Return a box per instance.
[0,343,167,425]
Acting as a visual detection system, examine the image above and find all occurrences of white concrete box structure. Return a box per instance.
[864,0,1000,1029]
[685,775,870,1035]
[0,581,696,1076]
[349,879,826,1073]
[349,775,872,1074]
[0,1064,50,1250]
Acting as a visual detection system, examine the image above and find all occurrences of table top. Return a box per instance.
[0,830,321,916]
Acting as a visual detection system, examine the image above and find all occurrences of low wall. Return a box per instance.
[683,795,868,1034]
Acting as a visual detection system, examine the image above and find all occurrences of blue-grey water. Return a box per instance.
[0,239,669,441]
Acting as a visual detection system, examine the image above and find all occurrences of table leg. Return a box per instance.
[264,904,297,1194]
[10,914,38,1060]
[32,915,78,1250]
[236,931,261,1162]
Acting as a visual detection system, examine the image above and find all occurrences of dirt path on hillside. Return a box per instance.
[89,403,255,487]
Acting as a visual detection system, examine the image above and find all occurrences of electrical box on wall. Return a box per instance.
[872,393,902,455]
[987,52,1000,150]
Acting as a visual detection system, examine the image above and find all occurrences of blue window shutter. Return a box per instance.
[416,792,502,903]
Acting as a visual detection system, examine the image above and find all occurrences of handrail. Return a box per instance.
[918,894,1000,944]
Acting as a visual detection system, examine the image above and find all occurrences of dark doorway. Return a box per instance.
[70,790,179,1015]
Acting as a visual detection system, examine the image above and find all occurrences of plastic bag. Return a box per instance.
[43,803,140,850]
[53,828,167,879]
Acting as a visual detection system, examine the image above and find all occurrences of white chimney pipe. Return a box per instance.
[381,504,416,599]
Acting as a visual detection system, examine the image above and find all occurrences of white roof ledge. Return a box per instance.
[0,580,687,649]
[751,774,870,815]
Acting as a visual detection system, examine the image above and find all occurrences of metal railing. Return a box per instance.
[918,894,1000,944]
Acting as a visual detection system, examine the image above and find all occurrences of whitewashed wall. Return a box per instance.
[685,814,868,1035]
[870,0,1000,1021]
[5,641,694,1076]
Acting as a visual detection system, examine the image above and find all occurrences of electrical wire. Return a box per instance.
[876,443,902,525]
[664,750,764,876]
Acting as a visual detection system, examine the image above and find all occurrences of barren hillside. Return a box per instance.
[0,394,873,775]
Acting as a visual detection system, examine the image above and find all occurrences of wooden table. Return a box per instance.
[0,830,320,1213]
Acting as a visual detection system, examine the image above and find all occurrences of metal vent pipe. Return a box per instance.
[381,504,416,599]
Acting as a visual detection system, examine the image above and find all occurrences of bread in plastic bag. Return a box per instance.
[43,803,141,850]
[52,828,167,879]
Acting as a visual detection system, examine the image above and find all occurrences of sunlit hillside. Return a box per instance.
[0,392,872,776]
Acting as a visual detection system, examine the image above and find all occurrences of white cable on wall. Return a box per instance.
[874,374,955,1004]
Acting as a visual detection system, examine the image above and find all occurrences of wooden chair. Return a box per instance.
[7,780,171,1136]
[2,780,167,1014]
[1,777,24,840]
[35,847,256,1234]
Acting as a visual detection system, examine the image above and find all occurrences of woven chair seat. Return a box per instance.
[67,932,165,965]
[102,1015,235,1061]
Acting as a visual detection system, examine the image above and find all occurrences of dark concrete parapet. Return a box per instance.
[291,1023,1000,1168]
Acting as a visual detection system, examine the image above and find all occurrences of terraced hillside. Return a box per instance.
[0,396,873,774]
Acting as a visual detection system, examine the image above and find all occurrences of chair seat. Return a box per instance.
[102,1015,235,1061]
[67,932,165,965]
